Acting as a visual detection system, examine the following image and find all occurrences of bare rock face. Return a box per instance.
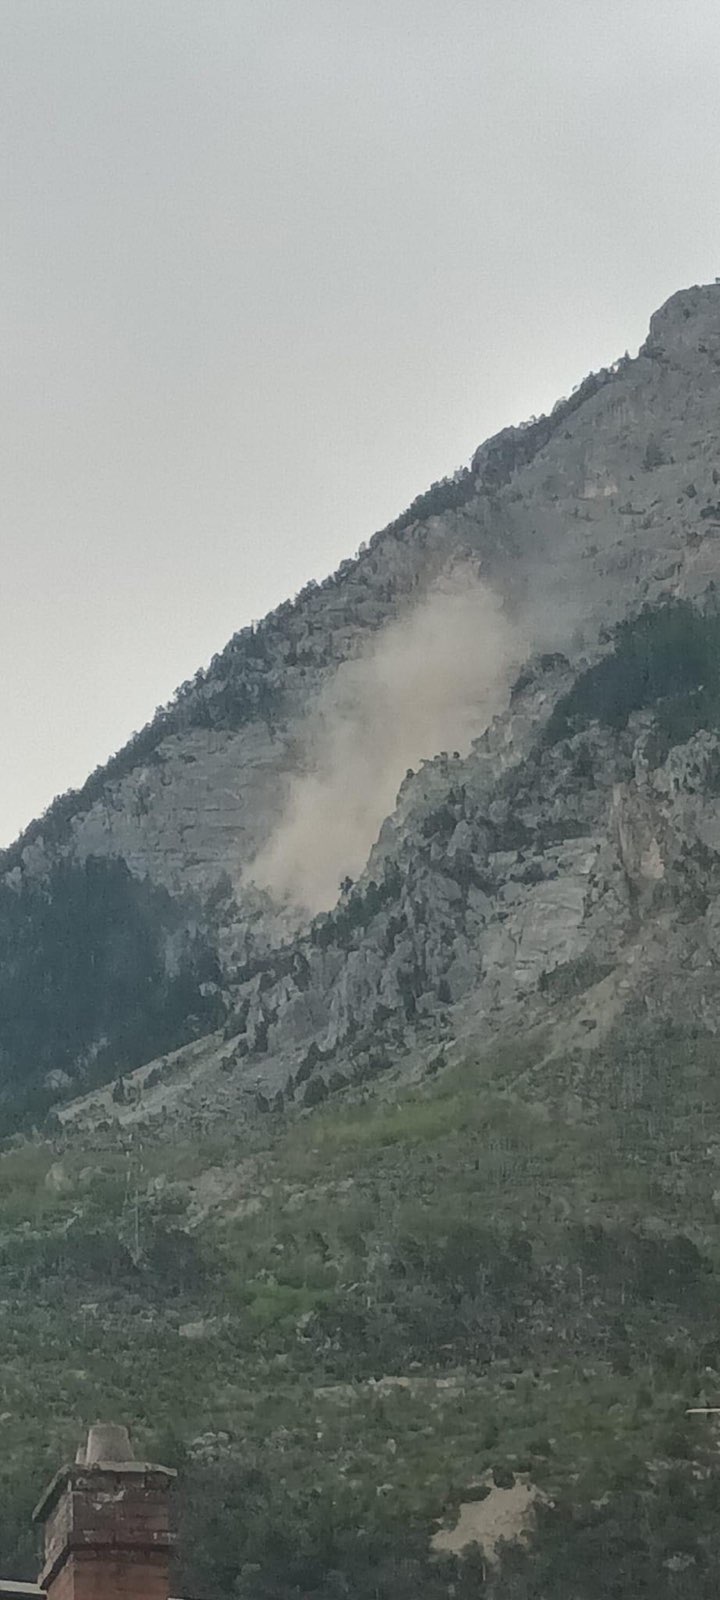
[9,282,720,1122]
[10,519,453,902]
[11,283,720,902]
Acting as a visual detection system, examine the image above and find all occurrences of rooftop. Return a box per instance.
[0,1585,45,1598]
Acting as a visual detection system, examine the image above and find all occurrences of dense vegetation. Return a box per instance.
[2,1019,720,1593]
[546,599,720,751]
[0,857,222,1132]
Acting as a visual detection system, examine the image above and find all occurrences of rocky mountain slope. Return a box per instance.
[5,285,720,1594]
[6,280,720,1129]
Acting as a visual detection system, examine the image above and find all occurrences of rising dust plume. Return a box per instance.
[250,569,523,914]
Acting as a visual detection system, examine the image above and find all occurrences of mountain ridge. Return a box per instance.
[5,281,720,1130]
[0,287,656,879]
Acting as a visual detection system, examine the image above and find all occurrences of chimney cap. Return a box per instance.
[76,1423,134,1465]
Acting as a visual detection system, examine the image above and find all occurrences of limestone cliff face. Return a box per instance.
[10,282,720,1125]
[7,515,453,902]
[10,283,720,901]
[57,663,720,1139]
[214,686,720,1092]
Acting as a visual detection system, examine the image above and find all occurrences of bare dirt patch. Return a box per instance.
[432,1472,542,1565]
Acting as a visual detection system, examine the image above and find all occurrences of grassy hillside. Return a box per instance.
[3,1019,720,1595]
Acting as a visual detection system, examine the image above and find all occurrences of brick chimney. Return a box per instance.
[33,1424,176,1600]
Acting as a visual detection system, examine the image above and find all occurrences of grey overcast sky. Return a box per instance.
[2,0,720,846]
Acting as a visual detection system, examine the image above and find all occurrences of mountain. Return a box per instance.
[4,285,720,1595]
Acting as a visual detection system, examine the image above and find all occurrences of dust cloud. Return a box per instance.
[249,568,524,914]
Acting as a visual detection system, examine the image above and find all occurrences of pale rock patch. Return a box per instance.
[432,1473,544,1566]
